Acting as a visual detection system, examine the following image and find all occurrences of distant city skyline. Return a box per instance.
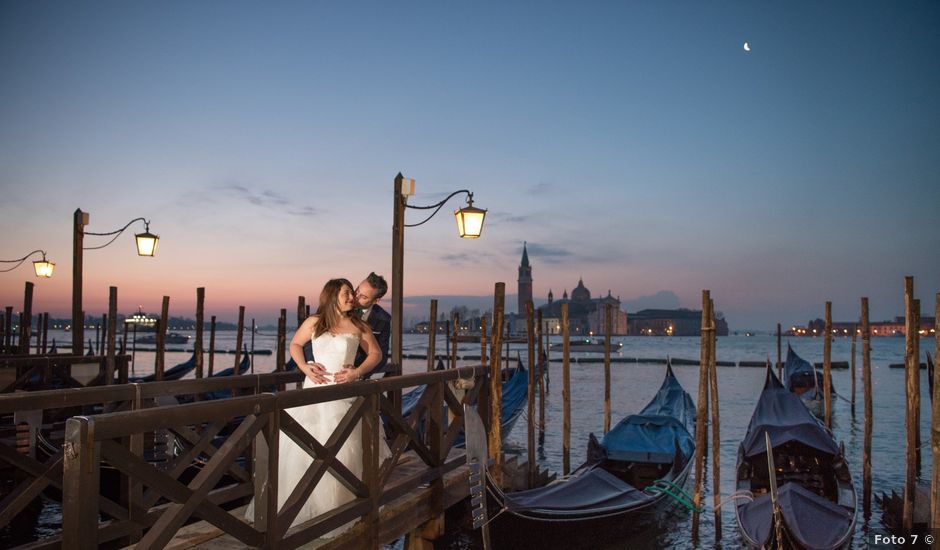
[1,2,938,331]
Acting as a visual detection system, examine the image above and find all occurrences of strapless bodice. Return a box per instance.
[310,332,359,385]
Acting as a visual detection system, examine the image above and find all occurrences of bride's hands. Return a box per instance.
[333,364,360,384]
[305,361,329,385]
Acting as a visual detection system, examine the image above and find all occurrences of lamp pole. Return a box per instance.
[72,208,88,355]
[391,173,406,379]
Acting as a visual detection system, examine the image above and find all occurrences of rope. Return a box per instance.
[644,479,704,513]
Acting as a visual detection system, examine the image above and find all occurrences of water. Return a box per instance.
[30,331,938,548]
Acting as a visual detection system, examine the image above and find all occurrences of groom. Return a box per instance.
[303,272,391,380]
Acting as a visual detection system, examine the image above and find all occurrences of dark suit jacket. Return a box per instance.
[301,304,391,379]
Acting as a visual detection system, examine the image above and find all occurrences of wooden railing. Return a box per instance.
[0,354,132,393]
[1,364,489,549]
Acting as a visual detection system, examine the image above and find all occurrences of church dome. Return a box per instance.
[571,278,590,301]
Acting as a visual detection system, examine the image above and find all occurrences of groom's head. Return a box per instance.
[355,272,388,309]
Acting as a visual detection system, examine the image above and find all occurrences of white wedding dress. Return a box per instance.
[247,332,390,535]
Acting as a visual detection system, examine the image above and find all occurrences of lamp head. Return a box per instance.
[135,221,159,256]
[32,251,55,278]
[454,193,486,239]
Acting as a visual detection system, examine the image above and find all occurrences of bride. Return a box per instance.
[249,278,390,534]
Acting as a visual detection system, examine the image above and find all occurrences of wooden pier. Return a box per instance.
[0,362,494,549]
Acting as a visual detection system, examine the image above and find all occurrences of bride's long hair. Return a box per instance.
[313,278,369,338]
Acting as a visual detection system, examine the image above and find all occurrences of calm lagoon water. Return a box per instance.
[34,331,937,548]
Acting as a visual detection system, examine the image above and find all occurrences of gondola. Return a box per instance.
[482,363,695,547]
[734,366,856,549]
[783,344,828,418]
[128,351,198,383]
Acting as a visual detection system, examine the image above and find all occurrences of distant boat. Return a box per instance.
[135,332,190,345]
[783,344,830,418]
[549,337,623,353]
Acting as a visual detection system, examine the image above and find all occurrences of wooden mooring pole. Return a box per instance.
[824,301,833,429]
[451,312,459,370]
[250,318,256,374]
[427,300,437,372]
[562,303,571,475]
[861,297,873,516]
[776,322,782,377]
[903,276,919,530]
[489,283,505,486]
[4,306,13,353]
[691,290,711,540]
[851,324,857,412]
[233,306,245,396]
[537,308,546,447]
[156,296,169,381]
[208,315,216,376]
[604,303,612,434]
[20,282,33,355]
[708,298,721,539]
[195,288,205,379]
[932,292,940,530]
[41,312,49,354]
[106,287,117,384]
[297,296,306,327]
[526,300,536,486]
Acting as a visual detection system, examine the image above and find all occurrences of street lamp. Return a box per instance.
[390,173,487,382]
[0,249,56,278]
[72,208,159,355]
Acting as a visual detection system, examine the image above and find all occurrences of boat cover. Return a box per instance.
[601,365,695,463]
[504,466,646,513]
[741,370,839,458]
[129,351,197,383]
[738,483,853,550]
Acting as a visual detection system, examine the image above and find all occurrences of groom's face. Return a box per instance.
[355,281,379,309]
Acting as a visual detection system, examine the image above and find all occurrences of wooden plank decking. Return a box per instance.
[158,450,470,550]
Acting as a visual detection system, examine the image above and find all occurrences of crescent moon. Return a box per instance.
[743,42,751,52]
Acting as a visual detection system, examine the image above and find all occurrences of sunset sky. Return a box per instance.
[1,2,938,330]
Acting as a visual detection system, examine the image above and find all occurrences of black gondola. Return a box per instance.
[734,366,856,549]
[128,351,198,383]
[483,363,696,547]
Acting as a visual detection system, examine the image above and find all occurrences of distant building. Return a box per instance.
[538,279,628,335]
[628,308,729,336]
[793,316,936,337]
[517,242,533,315]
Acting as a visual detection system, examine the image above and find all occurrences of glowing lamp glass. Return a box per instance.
[135,231,159,256]
[33,259,55,278]
[454,205,486,239]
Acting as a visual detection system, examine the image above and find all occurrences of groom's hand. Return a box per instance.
[334,364,359,384]
[306,361,329,385]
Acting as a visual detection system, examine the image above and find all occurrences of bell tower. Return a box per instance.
[517,242,533,314]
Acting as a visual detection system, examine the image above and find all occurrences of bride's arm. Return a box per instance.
[353,328,382,379]
[290,316,327,384]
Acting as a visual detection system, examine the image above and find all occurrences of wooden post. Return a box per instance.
[824,301,833,429]
[62,417,99,548]
[120,318,127,355]
[155,296,169,381]
[195,288,205,379]
[42,312,49,354]
[250,318,256,374]
[72,208,87,356]
[427,300,438,372]
[296,296,306,327]
[451,312,459,370]
[604,303,612,434]
[562,303,571,475]
[0,310,5,354]
[20,282,33,355]
[776,322,782,377]
[526,300,536,487]
[488,283,505,486]
[277,309,286,372]
[480,314,488,371]
[233,306,245,394]
[4,306,13,353]
[903,276,918,530]
[208,315,216,376]
[861,297,873,516]
[691,290,711,540]
[106,287,117,385]
[96,316,103,355]
[708,299,721,539]
[933,292,940,530]
[537,308,545,447]
[851,324,857,411]
[391,173,406,385]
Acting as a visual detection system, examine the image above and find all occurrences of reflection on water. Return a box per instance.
[23,332,936,548]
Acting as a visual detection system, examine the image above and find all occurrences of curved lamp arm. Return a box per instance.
[0,249,55,277]
[404,189,474,227]
[82,217,159,255]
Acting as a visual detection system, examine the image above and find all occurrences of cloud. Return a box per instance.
[524,242,573,263]
[214,182,318,217]
[488,212,531,224]
[526,182,554,195]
